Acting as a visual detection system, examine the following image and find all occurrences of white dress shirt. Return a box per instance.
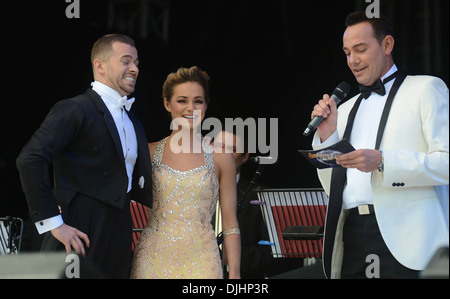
[91,80,138,192]
[313,65,398,210]
[35,81,138,234]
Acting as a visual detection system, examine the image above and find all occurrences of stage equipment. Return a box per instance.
[255,188,328,258]
[0,216,24,255]
[0,252,102,279]
[130,201,149,251]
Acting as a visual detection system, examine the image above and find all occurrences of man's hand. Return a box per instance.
[51,223,90,256]
[312,94,338,142]
[336,149,382,173]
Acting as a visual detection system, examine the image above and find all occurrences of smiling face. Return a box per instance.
[93,41,139,97]
[164,81,208,130]
[343,21,394,86]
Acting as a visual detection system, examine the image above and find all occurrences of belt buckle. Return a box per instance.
[357,205,370,215]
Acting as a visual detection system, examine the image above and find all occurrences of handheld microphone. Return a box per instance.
[303,81,351,136]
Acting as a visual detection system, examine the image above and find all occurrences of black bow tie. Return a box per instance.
[359,71,398,99]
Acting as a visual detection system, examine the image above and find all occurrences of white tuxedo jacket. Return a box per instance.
[316,75,449,278]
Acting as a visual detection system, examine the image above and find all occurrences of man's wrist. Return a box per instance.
[35,215,64,234]
[377,150,384,172]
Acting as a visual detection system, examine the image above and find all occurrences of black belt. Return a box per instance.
[346,204,375,215]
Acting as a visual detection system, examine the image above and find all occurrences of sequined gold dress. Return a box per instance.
[130,137,222,279]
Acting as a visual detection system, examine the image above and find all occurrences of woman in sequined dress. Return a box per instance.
[130,66,241,279]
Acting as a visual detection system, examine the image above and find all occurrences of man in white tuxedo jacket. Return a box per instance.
[311,12,449,278]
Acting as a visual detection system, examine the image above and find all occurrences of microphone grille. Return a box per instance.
[335,81,351,97]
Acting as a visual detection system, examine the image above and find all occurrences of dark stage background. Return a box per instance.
[1,0,449,221]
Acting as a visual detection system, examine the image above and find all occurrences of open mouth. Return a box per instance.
[182,115,198,119]
[124,76,135,83]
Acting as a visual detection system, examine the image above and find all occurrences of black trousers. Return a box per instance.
[341,212,420,279]
[41,194,133,279]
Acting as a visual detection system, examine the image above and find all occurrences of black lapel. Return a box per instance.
[126,109,153,207]
[323,94,364,278]
[374,72,407,150]
[87,89,126,169]
[127,110,147,164]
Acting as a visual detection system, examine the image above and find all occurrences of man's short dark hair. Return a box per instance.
[91,34,135,64]
[345,11,394,44]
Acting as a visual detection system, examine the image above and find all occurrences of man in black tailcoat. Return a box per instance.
[16,34,152,278]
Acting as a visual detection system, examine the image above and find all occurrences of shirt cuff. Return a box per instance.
[35,215,64,235]
[311,130,340,150]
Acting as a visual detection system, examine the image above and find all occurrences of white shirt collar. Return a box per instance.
[91,81,127,107]
[381,64,398,81]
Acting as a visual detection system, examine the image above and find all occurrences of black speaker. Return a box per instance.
[270,261,326,279]
[0,252,103,279]
[421,247,449,279]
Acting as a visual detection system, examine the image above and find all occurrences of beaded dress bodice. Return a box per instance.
[130,137,222,278]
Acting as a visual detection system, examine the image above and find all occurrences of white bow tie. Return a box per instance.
[119,97,135,111]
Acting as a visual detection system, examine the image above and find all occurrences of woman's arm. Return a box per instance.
[215,152,241,279]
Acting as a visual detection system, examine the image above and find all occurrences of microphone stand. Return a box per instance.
[237,163,264,212]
